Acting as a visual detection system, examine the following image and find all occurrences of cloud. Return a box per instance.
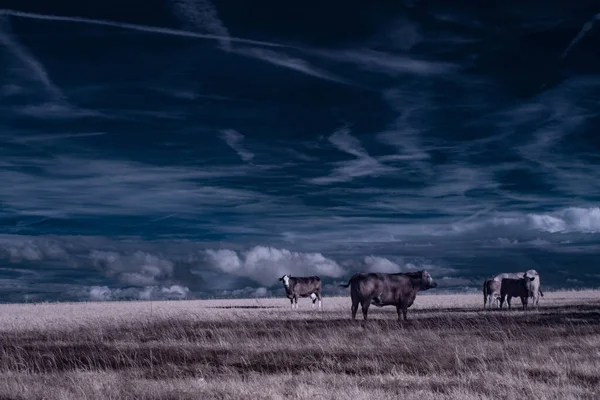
[87,284,190,301]
[314,49,458,77]
[90,250,174,286]
[204,246,345,286]
[170,0,231,51]
[0,236,69,262]
[0,157,264,217]
[363,255,403,273]
[0,9,283,48]
[220,130,255,161]
[561,13,600,58]
[308,128,396,184]
[233,47,351,84]
[447,207,600,236]
[0,17,101,119]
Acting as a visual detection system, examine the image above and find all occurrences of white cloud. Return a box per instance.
[204,246,345,286]
[528,207,600,234]
[363,255,403,273]
[220,130,255,161]
[87,284,190,301]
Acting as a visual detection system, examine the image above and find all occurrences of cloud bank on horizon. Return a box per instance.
[0,0,599,301]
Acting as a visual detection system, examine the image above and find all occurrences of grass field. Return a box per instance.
[1,290,599,399]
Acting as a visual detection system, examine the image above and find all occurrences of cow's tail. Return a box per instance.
[338,274,357,288]
[539,287,544,297]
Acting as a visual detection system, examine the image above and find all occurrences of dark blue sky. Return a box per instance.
[0,0,599,302]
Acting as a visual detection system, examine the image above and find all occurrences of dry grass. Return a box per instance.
[0,291,599,399]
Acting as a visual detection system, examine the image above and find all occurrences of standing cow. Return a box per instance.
[278,274,322,310]
[500,274,535,310]
[338,270,438,321]
[483,279,501,309]
[486,270,544,308]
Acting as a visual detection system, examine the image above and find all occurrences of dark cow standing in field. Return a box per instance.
[279,274,322,310]
[500,275,536,310]
[338,270,438,321]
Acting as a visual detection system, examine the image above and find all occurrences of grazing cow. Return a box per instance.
[489,270,544,308]
[483,279,501,309]
[278,274,322,310]
[338,270,438,321]
[500,275,535,310]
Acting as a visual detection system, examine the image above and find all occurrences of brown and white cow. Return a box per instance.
[338,270,437,321]
[483,279,502,309]
[278,274,322,310]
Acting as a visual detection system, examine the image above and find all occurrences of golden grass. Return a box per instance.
[0,290,599,399]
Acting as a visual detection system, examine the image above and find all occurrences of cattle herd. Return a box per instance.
[279,269,543,321]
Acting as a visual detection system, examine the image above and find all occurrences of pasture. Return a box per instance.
[0,291,599,399]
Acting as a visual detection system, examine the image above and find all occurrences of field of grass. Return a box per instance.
[1,290,599,399]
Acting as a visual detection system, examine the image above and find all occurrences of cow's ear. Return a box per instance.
[529,277,535,281]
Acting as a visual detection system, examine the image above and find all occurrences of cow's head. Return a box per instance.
[420,270,438,290]
[522,273,535,282]
[279,274,291,287]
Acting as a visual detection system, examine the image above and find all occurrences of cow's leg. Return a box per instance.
[293,295,298,310]
[522,296,528,310]
[396,305,408,321]
[500,294,506,309]
[317,291,322,311]
[507,296,512,310]
[289,297,294,310]
[350,291,360,320]
[311,293,316,309]
[351,300,359,320]
[361,299,371,321]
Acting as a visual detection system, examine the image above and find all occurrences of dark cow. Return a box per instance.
[338,270,438,321]
[500,275,535,310]
[278,274,322,310]
[483,279,501,309]
[492,270,544,308]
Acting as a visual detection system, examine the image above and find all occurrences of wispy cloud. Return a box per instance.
[233,47,352,85]
[0,18,63,101]
[308,128,396,184]
[170,0,232,51]
[0,9,284,48]
[0,18,103,119]
[220,130,255,162]
[0,157,263,217]
[561,13,600,58]
[312,48,458,77]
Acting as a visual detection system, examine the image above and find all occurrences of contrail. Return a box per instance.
[0,9,285,48]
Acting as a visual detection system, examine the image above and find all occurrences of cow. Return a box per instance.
[500,274,536,310]
[338,270,438,321]
[483,279,501,309]
[488,270,544,308]
[278,274,322,310]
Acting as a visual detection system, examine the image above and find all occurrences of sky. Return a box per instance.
[0,0,599,302]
